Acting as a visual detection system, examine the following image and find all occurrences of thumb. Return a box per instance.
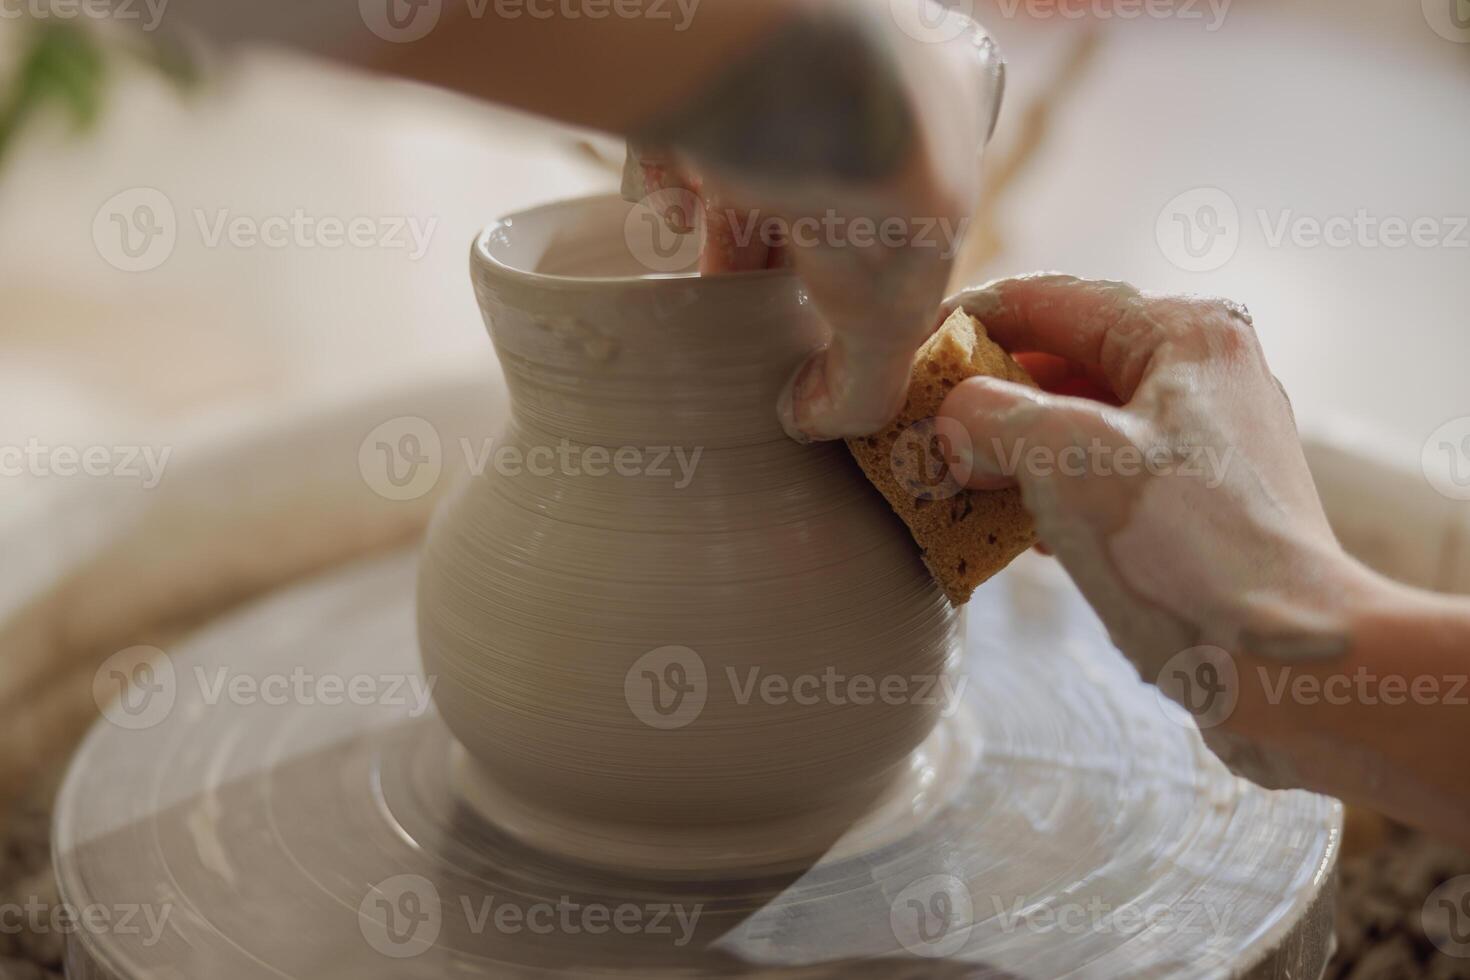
[778,334,916,443]
[938,376,1130,491]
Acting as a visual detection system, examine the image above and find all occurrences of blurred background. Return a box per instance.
[1,0,1468,976]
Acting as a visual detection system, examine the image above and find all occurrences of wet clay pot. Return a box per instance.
[418,195,963,873]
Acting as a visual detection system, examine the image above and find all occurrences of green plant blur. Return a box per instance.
[0,19,196,165]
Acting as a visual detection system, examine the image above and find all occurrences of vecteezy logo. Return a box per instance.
[1155,645,1238,730]
[1422,417,1470,501]
[1156,187,1240,273]
[94,646,177,730]
[1424,0,1470,42]
[358,416,443,501]
[1424,875,1470,957]
[359,874,441,958]
[889,417,973,502]
[624,646,707,730]
[93,188,177,272]
[360,0,442,42]
[889,874,974,958]
[890,0,975,44]
[624,188,704,274]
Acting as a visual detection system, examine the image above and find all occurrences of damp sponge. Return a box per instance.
[846,310,1037,605]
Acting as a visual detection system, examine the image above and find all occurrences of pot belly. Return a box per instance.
[417,448,962,830]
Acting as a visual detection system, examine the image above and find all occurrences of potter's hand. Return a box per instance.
[169,0,999,442]
[623,0,1003,442]
[935,277,1470,847]
[937,276,1389,741]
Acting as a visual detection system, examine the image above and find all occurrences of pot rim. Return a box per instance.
[471,193,796,291]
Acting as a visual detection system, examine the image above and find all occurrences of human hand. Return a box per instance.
[936,275,1383,721]
[623,0,1004,441]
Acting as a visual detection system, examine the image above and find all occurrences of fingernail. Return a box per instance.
[619,148,648,203]
[952,286,1003,323]
[948,438,1007,488]
[777,355,822,443]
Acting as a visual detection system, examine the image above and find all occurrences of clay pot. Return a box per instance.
[418,195,962,872]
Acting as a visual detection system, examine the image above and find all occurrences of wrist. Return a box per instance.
[1220,547,1388,744]
[1224,559,1470,843]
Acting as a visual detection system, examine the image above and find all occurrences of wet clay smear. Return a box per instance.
[847,310,1036,605]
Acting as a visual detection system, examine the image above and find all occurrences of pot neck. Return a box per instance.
[472,270,823,448]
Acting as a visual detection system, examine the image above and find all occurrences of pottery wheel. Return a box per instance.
[54,549,1339,979]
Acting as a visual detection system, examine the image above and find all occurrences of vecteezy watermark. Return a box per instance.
[94,188,438,272]
[1423,0,1470,43]
[623,187,704,274]
[359,0,701,44]
[94,646,178,731]
[0,897,172,947]
[1423,875,1470,958]
[988,894,1232,938]
[624,646,708,730]
[1155,645,1239,730]
[887,417,974,502]
[93,646,437,730]
[1155,649,1470,731]
[889,875,974,958]
[887,418,1236,502]
[0,439,171,488]
[1256,209,1470,251]
[359,875,441,958]
[990,0,1232,30]
[461,438,703,488]
[1255,666,1468,708]
[0,0,169,30]
[889,0,1222,44]
[191,209,437,259]
[358,416,706,502]
[725,666,967,716]
[889,0,978,44]
[93,187,177,273]
[359,417,444,502]
[191,666,436,717]
[1158,187,1470,272]
[1423,416,1470,501]
[724,210,970,259]
[623,188,972,274]
[357,875,702,959]
[622,646,965,730]
[1156,188,1241,273]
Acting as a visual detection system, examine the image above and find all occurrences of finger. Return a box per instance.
[620,144,649,202]
[778,334,916,442]
[1012,352,1120,406]
[779,237,948,441]
[942,274,1168,402]
[622,144,702,233]
[1011,352,1072,389]
[938,375,1131,490]
[702,204,772,273]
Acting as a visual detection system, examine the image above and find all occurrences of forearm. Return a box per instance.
[1227,565,1470,848]
[164,0,794,133]
[369,0,803,132]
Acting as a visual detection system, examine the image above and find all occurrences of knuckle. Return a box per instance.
[1160,295,1261,362]
[1210,298,1259,344]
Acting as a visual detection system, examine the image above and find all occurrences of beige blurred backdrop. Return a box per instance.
[2,0,1469,787]
[0,3,1468,974]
